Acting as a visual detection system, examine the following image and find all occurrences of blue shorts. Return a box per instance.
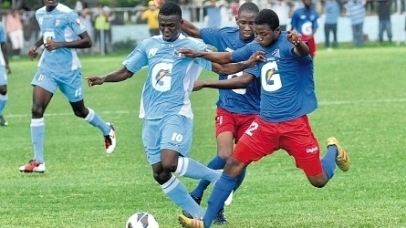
[142,115,193,165]
[31,69,84,102]
[0,67,7,86]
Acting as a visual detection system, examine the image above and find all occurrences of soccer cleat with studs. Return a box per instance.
[326,137,350,172]
[178,214,203,228]
[19,160,46,173]
[104,122,116,153]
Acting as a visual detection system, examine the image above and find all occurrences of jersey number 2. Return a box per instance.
[227,72,246,95]
[245,121,259,136]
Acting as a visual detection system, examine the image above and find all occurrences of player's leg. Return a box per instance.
[0,67,8,126]
[163,115,221,183]
[144,118,205,219]
[59,69,116,153]
[20,72,56,173]
[281,115,350,188]
[201,117,277,228]
[190,108,234,200]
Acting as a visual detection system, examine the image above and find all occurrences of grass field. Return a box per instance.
[1,46,406,228]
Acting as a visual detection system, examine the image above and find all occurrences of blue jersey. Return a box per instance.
[123,34,212,120]
[0,24,6,67]
[231,32,317,122]
[290,7,319,36]
[36,4,86,73]
[200,27,260,115]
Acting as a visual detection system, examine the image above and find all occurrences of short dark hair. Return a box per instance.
[238,2,259,16]
[254,9,279,30]
[159,1,182,19]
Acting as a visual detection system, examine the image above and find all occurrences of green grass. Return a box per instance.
[1,47,406,228]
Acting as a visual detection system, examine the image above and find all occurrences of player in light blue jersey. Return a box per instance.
[19,0,116,174]
[86,2,263,220]
[154,2,260,223]
[0,24,11,126]
[177,9,351,228]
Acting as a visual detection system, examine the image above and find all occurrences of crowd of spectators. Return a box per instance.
[0,0,405,56]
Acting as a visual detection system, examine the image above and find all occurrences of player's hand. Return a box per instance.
[287,30,302,46]
[5,65,11,74]
[193,80,205,91]
[44,39,61,51]
[176,48,198,58]
[246,51,266,67]
[153,0,165,8]
[28,46,38,61]
[86,76,105,87]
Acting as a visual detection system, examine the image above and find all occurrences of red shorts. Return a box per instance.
[301,35,316,57]
[215,108,257,143]
[232,115,322,176]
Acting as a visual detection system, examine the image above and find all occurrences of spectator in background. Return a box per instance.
[79,3,93,54]
[377,0,393,43]
[230,0,239,17]
[5,7,24,59]
[324,0,340,50]
[94,7,110,54]
[204,0,223,28]
[345,0,366,47]
[141,1,160,36]
[291,0,319,58]
[271,0,292,31]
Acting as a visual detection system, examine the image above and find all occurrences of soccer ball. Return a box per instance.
[126,212,159,228]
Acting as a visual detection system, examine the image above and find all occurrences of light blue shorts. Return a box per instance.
[31,69,84,102]
[142,115,193,165]
[0,67,7,86]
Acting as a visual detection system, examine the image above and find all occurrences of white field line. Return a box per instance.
[5,98,406,119]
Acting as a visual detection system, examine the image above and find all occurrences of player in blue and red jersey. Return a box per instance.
[177,9,350,228]
[154,1,261,224]
[290,0,319,57]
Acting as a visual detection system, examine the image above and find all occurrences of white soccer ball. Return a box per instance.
[126,212,159,228]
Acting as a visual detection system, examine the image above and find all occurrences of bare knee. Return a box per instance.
[160,159,178,173]
[218,147,233,160]
[0,85,7,95]
[73,107,88,118]
[223,157,246,178]
[307,175,329,188]
[153,170,172,185]
[31,103,45,118]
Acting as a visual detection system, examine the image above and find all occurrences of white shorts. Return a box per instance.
[8,30,24,50]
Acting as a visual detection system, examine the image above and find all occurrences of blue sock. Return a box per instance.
[321,145,338,179]
[31,118,45,163]
[234,168,246,191]
[0,94,7,115]
[191,155,226,198]
[161,176,205,219]
[84,108,110,135]
[175,157,221,183]
[203,174,237,228]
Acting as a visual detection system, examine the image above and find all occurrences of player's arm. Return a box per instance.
[28,36,44,61]
[194,72,254,91]
[182,19,201,38]
[86,67,134,87]
[287,30,309,56]
[45,31,92,51]
[211,51,264,75]
[179,49,233,64]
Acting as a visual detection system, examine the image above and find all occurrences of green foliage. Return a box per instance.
[112,38,138,52]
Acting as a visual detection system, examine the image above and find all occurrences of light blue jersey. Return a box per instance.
[36,3,85,73]
[123,34,212,120]
[0,24,7,86]
[123,34,212,164]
